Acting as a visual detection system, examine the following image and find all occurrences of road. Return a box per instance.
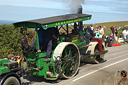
[21,44,128,85]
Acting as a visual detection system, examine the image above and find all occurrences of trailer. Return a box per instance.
[0,8,108,84]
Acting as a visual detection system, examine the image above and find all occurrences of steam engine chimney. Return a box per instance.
[78,5,82,14]
[78,5,83,31]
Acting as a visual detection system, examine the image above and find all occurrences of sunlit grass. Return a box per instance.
[99,72,128,85]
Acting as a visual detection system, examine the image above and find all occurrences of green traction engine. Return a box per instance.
[0,13,108,85]
[13,13,107,80]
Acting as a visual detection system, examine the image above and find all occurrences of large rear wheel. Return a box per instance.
[60,44,80,78]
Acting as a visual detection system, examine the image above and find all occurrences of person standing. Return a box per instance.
[37,27,44,51]
[100,26,106,38]
[114,26,118,44]
[94,28,102,38]
[110,26,115,36]
[43,27,58,61]
[90,24,94,31]
[110,26,118,44]
[99,26,106,42]
[105,33,114,47]
[122,27,128,43]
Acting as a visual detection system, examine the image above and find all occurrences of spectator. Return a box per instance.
[90,24,94,31]
[94,26,98,33]
[98,26,102,31]
[94,28,102,38]
[100,26,106,38]
[111,26,118,44]
[114,26,118,37]
[114,27,118,44]
[118,70,128,85]
[110,26,114,36]
[105,33,114,47]
[122,27,128,43]
[104,35,109,47]
[100,26,106,42]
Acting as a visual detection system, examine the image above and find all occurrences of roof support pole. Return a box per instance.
[66,24,69,36]
[35,24,40,51]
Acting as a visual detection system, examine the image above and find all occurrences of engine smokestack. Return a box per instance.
[78,5,83,31]
[77,5,83,14]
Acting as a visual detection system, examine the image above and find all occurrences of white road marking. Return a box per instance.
[107,50,128,57]
[73,57,128,82]
[108,54,128,61]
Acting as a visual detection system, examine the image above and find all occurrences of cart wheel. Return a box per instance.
[93,45,104,64]
[60,44,80,78]
[3,76,20,85]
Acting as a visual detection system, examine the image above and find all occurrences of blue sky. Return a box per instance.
[0,0,128,24]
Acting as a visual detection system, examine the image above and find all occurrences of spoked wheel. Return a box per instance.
[93,46,104,64]
[60,44,80,79]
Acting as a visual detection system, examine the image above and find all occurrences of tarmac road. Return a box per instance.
[21,44,128,85]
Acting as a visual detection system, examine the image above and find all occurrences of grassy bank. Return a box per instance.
[100,72,128,85]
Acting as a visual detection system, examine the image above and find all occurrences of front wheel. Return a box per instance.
[93,45,104,64]
[3,77,20,85]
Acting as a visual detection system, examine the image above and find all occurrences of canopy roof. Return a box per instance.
[13,14,92,28]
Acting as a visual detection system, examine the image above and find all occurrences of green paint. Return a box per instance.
[41,16,91,28]
[0,59,10,74]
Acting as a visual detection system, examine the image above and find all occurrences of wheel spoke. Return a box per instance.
[62,58,66,61]
[68,49,72,56]
[62,62,66,69]
[72,54,77,59]
[64,49,68,55]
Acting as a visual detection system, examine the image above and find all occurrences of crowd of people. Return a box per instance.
[105,25,118,47]
[85,25,128,47]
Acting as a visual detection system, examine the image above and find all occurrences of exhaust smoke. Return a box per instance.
[63,0,85,14]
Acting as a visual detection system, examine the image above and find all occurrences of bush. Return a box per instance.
[0,24,23,58]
